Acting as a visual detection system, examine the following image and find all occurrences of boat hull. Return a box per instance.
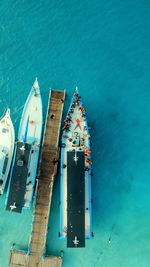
[0,109,15,194]
[18,80,43,208]
[6,79,43,212]
[59,88,92,247]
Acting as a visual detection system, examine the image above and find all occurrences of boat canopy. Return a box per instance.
[6,142,32,213]
[67,150,85,248]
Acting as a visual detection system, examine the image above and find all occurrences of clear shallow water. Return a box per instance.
[0,1,150,266]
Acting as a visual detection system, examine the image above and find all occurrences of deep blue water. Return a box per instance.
[0,1,150,266]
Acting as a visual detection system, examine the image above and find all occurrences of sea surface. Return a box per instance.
[0,1,150,266]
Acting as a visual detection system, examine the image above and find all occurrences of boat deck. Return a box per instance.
[60,91,92,240]
[9,89,65,267]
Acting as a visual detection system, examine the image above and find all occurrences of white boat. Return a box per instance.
[6,78,43,212]
[0,109,15,195]
[59,87,93,247]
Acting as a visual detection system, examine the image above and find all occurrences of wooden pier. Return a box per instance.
[9,90,65,267]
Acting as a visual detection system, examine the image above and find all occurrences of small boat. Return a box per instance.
[6,78,43,213]
[59,87,93,248]
[0,109,15,195]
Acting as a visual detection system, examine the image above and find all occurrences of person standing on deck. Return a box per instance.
[74,118,81,130]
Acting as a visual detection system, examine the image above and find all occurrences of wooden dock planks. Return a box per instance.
[9,90,65,267]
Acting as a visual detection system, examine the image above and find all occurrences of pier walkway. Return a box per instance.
[9,90,65,267]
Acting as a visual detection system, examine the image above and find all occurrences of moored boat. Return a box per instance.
[0,109,15,195]
[6,78,43,212]
[59,87,93,248]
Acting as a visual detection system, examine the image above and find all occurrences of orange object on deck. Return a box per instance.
[85,148,91,154]
[76,119,81,125]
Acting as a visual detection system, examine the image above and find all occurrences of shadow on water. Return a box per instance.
[91,100,134,229]
[88,99,136,267]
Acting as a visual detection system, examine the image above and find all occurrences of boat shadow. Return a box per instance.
[91,107,134,229]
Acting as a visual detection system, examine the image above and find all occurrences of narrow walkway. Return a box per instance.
[9,90,65,267]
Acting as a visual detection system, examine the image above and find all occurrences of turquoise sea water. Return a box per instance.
[0,1,150,266]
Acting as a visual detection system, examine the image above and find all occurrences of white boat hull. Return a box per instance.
[60,88,92,241]
[18,79,43,208]
[0,109,15,194]
[6,79,43,210]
